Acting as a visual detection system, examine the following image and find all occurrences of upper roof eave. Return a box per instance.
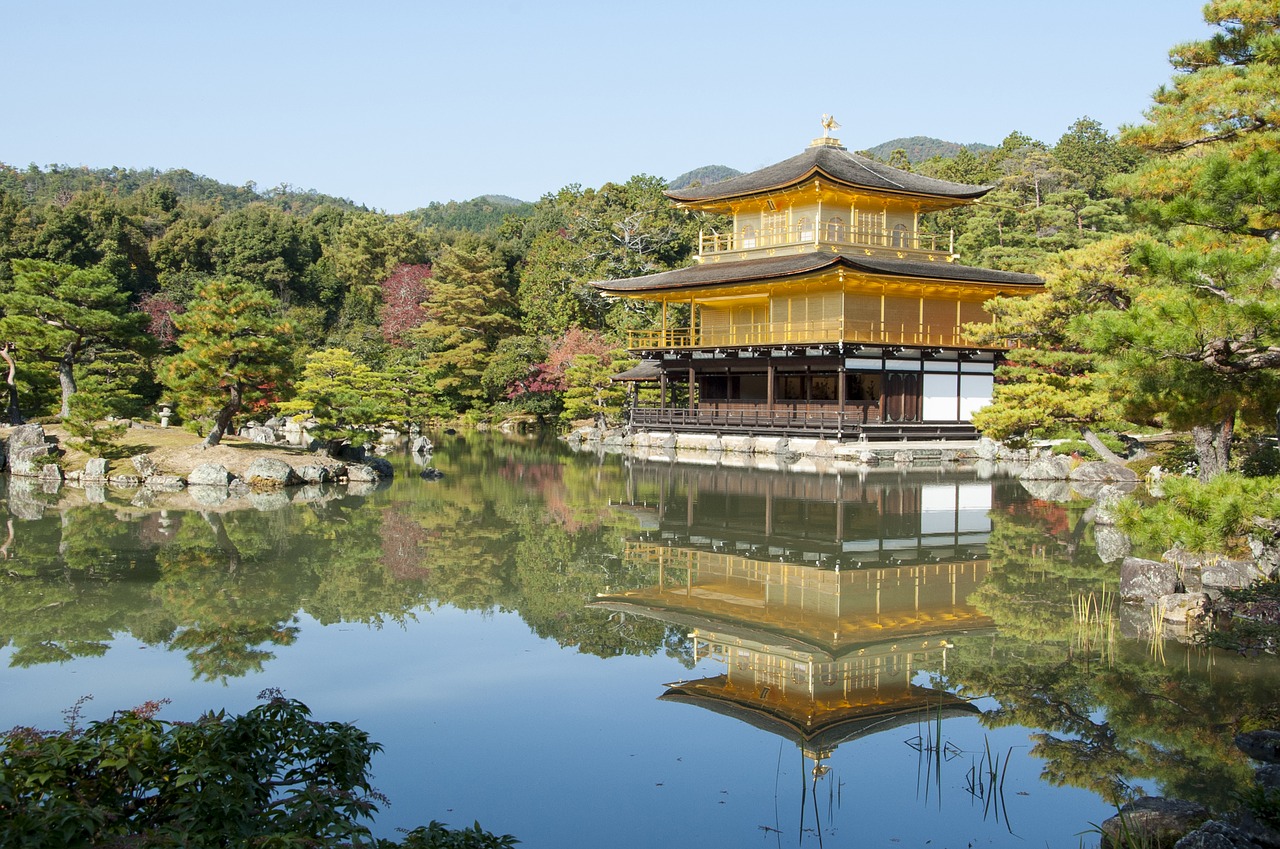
[665,144,993,206]
[590,252,1042,295]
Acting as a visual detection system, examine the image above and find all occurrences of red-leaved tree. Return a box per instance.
[378,263,432,345]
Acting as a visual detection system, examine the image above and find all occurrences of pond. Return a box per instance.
[1,434,1277,848]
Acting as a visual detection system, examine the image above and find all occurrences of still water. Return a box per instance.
[1,434,1276,848]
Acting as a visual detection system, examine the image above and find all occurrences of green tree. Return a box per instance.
[279,347,394,450]
[414,241,518,414]
[1073,0,1280,477]
[560,350,634,426]
[213,203,317,307]
[160,279,293,447]
[0,259,148,417]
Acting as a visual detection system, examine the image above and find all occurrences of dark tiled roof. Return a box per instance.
[591,252,1041,294]
[666,144,991,203]
[610,359,663,381]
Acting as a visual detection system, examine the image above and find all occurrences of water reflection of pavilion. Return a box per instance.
[598,465,1000,764]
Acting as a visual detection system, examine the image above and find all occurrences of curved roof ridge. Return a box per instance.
[667,143,990,204]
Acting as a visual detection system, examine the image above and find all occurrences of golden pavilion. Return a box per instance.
[593,120,1042,440]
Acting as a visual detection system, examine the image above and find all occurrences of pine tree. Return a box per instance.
[161,279,293,447]
[1075,0,1280,477]
[0,259,148,417]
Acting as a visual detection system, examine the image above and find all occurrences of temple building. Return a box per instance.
[593,121,1042,440]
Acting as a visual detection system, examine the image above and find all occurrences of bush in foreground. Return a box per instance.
[0,690,516,848]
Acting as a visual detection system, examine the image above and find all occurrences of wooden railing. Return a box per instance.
[700,220,952,256]
[627,319,987,350]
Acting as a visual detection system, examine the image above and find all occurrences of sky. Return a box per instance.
[4,0,1211,213]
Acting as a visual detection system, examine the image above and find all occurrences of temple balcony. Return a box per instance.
[699,221,955,262]
[625,318,1009,352]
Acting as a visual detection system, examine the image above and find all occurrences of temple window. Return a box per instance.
[798,216,814,241]
[741,224,756,248]
[826,216,846,241]
[891,222,910,248]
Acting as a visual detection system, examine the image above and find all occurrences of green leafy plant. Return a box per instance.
[0,690,516,848]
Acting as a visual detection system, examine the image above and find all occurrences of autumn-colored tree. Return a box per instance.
[377,263,432,345]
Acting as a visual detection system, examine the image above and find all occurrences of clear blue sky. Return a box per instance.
[3,1,1210,213]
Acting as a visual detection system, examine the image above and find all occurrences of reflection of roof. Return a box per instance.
[591,586,994,659]
[665,143,991,204]
[591,251,1041,294]
[610,359,663,382]
[661,677,980,753]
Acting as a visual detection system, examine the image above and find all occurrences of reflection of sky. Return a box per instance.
[1,602,1112,847]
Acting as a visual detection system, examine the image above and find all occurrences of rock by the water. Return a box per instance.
[1069,460,1139,482]
[419,467,444,480]
[1121,557,1181,602]
[1092,483,1130,526]
[410,436,432,455]
[297,464,331,484]
[144,475,186,492]
[1236,730,1280,765]
[131,453,159,478]
[245,457,300,488]
[1202,560,1264,591]
[189,484,229,506]
[1101,797,1210,849]
[188,463,233,486]
[1020,455,1072,481]
[38,463,63,483]
[366,457,394,479]
[1173,820,1267,849]
[108,474,143,487]
[82,458,110,481]
[1094,525,1132,563]
[346,463,380,483]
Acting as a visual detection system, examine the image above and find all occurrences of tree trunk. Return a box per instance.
[203,384,243,448]
[0,344,22,425]
[1079,425,1126,465]
[58,355,77,418]
[1192,417,1234,481]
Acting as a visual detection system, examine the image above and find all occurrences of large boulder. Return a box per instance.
[1236,730,1280,765]
[1201,559,1264,591]
[1069,461,1140,482]
[1020,455,1072,481]
[188,463,233,487]
[1158,592,1212,625]
[82,458,110,481]
[410,435,433,455]
[346,463,380,483]
[366,457,394,480]
[1100,797,1210,849]
[297,464,332,484]
[1173,820,1266,849]
[131,453,160,478]
[239,425,277,445]
[1121,557,1181,602]
[245,458,300,488]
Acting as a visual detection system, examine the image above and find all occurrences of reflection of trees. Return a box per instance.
[0,506,172,668]
[153,512,302,682]
[938,501,1279,810]
[0,437,700,680]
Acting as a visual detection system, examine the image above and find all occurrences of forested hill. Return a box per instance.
[0,162,367,216]
[402,195,533,233]
[667,165,744,191]
[863,136,995,163]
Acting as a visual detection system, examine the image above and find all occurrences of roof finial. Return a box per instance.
[810,115,846,150]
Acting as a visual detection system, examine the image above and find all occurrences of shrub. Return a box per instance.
[0,691,517,848]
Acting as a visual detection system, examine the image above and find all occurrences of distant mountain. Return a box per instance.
[474,194,529,207]
[862,136,995,164]
[402,194,534,233]
[667,165,743,192]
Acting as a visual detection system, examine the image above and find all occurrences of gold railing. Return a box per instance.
[627,319,992,350]
[700,220,952,256]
